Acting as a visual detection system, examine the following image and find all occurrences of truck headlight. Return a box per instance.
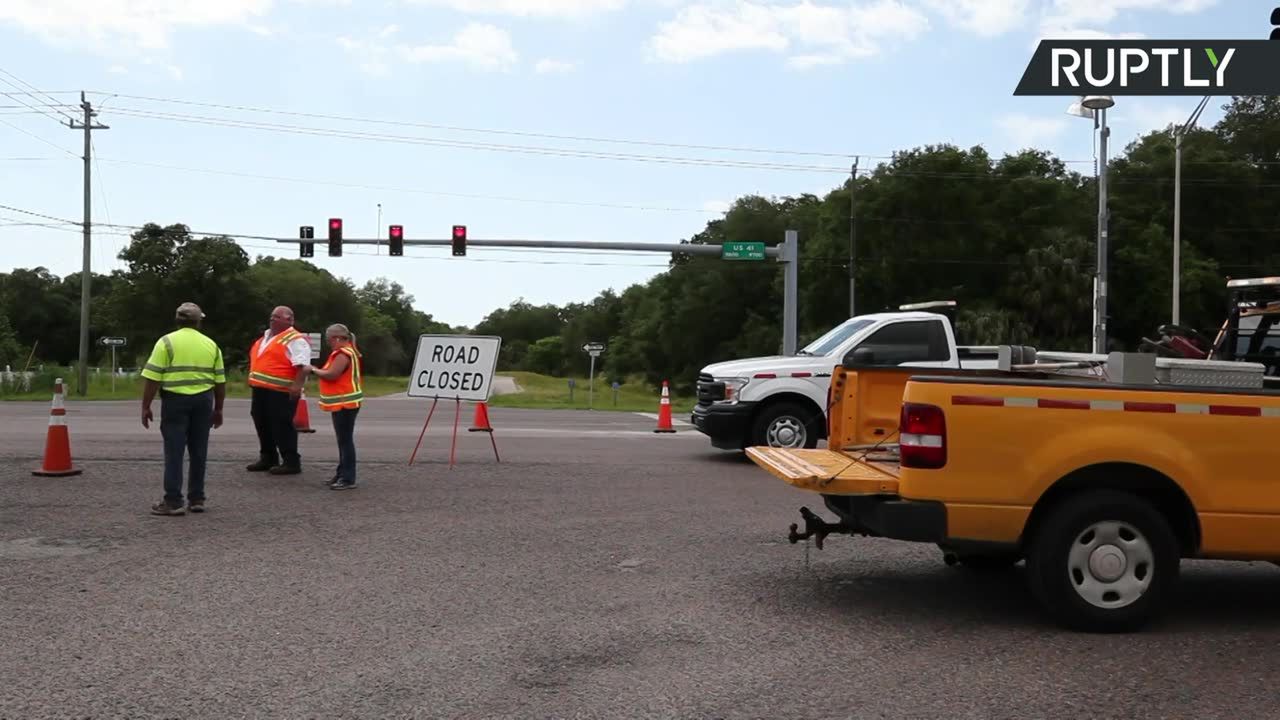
[717,377,749,404]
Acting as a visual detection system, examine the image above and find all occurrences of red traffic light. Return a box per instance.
[390,225,403,239]
[330,218,342,230]
[452,224,466,256]
[453,225,466,238]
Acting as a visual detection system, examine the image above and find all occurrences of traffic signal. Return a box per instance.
[299,225,314,258]
[1272,7,1280,38]
[389,224,404,256]
[328,218,343,257]
[452,224,466,257]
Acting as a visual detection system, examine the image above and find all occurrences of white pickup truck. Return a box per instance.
[690,303,999,450]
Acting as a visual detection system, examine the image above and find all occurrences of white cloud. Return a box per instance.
[340,22,518,74]
[0,0,271,50]
[1114,100,1193,134]
[398,23,518,70]
[995,113,1069,150]
[648,0,929,67]
[1037,0,1215,42]
[923,0,1027,37]
[702,199,731,213]
[1042,0,1217,30]
[405,0,626,18]
[535,58,577,73]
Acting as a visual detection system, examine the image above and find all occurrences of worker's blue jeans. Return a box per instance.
[160,389,213,506]
[330,407,359,484]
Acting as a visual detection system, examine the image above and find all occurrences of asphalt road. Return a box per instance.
[2,396,1279,719]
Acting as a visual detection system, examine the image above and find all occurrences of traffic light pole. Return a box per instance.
[277,231,801,354]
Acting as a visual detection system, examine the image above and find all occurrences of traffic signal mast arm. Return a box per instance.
[282,234,787,258]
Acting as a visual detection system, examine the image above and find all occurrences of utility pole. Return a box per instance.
[848,158,858,318]
[68,91,108,396]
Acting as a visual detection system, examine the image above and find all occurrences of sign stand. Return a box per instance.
[405,334,503,468]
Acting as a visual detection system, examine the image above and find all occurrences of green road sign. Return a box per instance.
[721,241,765,260]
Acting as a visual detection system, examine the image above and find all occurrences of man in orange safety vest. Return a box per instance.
[246,305,311,475]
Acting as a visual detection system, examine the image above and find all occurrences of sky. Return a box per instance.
[0,0,1268,329]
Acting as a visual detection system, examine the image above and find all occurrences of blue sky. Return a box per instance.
[0,0,1266,328]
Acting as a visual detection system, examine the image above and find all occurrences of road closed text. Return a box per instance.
[414,342,487,395]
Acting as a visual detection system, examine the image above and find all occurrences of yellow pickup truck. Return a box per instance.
[747,350,1280,632]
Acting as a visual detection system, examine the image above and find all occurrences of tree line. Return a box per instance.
[3,97,1279,392]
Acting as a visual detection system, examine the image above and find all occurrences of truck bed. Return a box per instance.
[745,446,900,495]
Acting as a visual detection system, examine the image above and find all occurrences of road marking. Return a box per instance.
[633,412,692,427]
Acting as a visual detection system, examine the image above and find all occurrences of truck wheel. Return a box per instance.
[1025,489,1179,633]
[751,402,818,449]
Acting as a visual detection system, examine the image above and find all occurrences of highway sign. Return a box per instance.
[98,337,127,347]
[721,242,765,260]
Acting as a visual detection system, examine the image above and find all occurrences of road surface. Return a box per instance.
[1,397,1277,718]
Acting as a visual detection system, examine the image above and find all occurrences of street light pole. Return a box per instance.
[1095,105,1110,354]
[1172,96,1210,326]
[1069,95,1115,354]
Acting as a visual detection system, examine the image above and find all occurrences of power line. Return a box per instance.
[0,70,77,124]
[0,116,78,158]
[96,157,717,214]
[102,106,854,174]
[94,91,881,161]
[0,203,79,225]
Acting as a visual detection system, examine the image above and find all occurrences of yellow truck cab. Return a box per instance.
[747,347,1280,632]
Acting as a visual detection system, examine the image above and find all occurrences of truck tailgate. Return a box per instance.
[745,447,900,495]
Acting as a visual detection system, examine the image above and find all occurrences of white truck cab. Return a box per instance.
[690,302,996,450]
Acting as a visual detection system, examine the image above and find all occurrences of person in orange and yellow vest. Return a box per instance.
[246,305,312,475]
[309,323,363,490]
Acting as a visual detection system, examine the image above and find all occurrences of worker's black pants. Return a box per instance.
[251,387,300,469]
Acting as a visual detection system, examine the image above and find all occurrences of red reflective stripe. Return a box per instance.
[753,373,776,379]
[952,395,1004,406]
[1124,402,1176,413]
[791,372,812,378]
[1209,405,1262,416]
[1038,398,1090,410]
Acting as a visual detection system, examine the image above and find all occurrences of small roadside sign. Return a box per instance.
[305,332,322,360]
[98,336,127,347]
[721,241,765,260]
[408,334,503,402]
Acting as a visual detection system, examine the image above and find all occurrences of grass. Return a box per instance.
[0,369,410,402]
[0,368,697,416]
[485,371,697,415]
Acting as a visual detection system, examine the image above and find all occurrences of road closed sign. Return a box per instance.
[408,334,502,402]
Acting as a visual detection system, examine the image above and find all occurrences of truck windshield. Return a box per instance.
[799,318,875,356]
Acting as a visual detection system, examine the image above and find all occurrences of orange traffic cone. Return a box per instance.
[653,380,676,434]
[468,401,493,433]
[32,377,82,477]
[294,389,316,433]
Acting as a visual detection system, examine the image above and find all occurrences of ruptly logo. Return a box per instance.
[1015,40,1280,96]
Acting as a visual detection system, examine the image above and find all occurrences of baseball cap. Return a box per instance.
[175,302,206,321]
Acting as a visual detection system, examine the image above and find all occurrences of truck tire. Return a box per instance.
[751,401,819,449]
[1025,489,1180,633]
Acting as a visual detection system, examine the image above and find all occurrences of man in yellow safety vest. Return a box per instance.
[140,301,227,516]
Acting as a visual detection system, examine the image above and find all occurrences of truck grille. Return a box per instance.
[695,373,725,405]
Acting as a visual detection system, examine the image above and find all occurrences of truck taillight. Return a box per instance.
[900,402,946,469]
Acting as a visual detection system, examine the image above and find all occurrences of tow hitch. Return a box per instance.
[787,506,855,550]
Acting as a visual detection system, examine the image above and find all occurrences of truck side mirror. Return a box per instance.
[845,347,877,366]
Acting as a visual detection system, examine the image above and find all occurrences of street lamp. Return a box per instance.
[1172,96,1211,326]
[1068,94,1114,354]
